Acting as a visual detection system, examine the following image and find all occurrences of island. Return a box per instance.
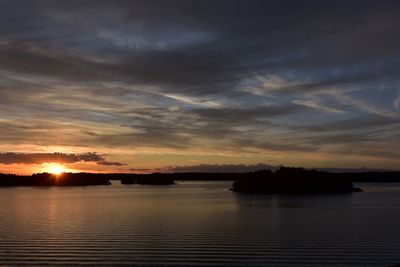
[231,167,362,194]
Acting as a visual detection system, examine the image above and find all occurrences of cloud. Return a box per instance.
[294,114,400,132]
[1,0,400,96]
[97,161,126,166]
[191,104,305,123]
[395,92,400,109]
[0,152,125,165]
[232,139,317,153]
[293,99,344,114]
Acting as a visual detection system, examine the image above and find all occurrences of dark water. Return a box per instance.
[0,181,399,266]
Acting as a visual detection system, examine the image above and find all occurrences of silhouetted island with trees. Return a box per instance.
[231,168,362,194]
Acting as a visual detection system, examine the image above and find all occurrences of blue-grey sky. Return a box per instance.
[0,0,400,173]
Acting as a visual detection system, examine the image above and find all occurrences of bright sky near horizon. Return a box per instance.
[0,0,400,174]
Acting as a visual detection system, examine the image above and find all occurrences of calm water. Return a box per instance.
[0,181,399,266]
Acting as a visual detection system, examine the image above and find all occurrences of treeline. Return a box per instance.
[0,173,111,186]
[350,172,400,182]
[0,168,399,187]
[158,170,400,183]
[0,172,175,186]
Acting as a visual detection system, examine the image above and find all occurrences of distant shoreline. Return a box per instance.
[1,168,399,189]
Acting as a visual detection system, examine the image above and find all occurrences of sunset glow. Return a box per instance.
[45,164,66,175]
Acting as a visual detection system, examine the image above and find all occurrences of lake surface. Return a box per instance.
[0,181,399,266]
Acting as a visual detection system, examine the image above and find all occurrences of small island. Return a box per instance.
[231,167,362,194]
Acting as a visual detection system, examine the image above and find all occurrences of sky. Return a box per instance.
[0,0,400,174]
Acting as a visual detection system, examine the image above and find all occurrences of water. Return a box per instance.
[0,181,399,266]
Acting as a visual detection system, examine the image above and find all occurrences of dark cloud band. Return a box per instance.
[0,152,124,166]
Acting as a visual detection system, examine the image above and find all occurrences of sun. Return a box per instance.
[46,164,66,175]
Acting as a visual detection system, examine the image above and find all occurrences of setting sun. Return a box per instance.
[46,164,66,175]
